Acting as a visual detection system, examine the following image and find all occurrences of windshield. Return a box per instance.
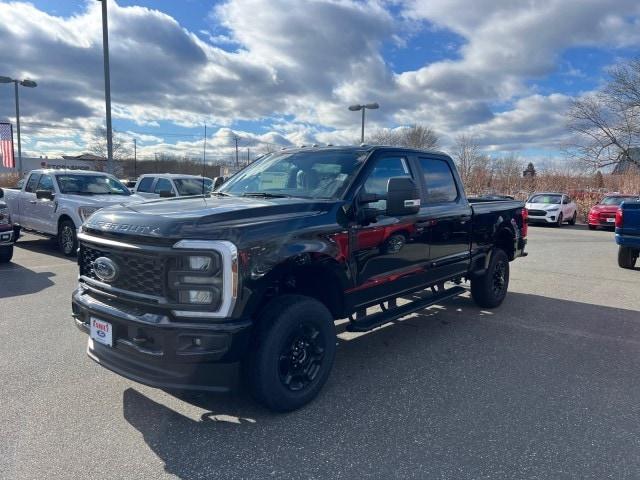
[600,196,638,205]
[174,177,212,196]
[528,194,562,204]
[55,174,131,195]
[218,150,368,199]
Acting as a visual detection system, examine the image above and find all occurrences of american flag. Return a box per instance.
[0,123,15,169]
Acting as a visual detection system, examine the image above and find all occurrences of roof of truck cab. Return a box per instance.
[28,169,112,176]
[137,174,212,179]
[277,144,449,155]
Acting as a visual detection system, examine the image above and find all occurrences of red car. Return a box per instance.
[588,194,640,230]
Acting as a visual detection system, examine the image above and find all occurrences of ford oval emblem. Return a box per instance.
[93,256,119,283]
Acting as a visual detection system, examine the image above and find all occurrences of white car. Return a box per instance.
[525,192,577,226]
[133,174,213,199]
[1,169,144,255]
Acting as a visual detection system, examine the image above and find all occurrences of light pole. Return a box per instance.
[97,0,114,174]
[0,76,37,175]
[348,103,379,144]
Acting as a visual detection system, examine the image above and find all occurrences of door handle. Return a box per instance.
[460,215,472,223]
[416,219,437,227]
[29,200,37,204]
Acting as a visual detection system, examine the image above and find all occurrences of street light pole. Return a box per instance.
[0,76,37,175]
[98,0,114,174]
[348,103,379,144]
[14,81,21,173]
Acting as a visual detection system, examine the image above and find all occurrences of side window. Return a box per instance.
[36,174,54,192]
[564,196,571,204]
[154,178,173,194]
[136,177,154,193]
[24,174,41,193]
[419,158,458,203]
[363,156,411,210]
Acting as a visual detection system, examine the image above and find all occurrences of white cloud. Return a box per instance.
[0,0,638,160]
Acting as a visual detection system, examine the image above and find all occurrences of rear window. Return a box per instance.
[136,177,154,193]
[601,196,638,206]
[419,158,458,203]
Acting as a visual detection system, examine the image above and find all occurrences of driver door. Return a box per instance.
[348,154,429,308]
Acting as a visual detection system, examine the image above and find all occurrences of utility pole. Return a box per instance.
[133,138,137,177]
[154,152,158,173]
[234,135,239,169]
[98,0,114,174]
[247,147,250,166]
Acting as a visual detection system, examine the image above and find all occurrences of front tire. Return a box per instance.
[555,213,563,227]
[588,224,597,230]
[0,245,13,263]
[618,246,638,269]
[471,248,510,308]
[58,219,77,256]
[245,295,336,412]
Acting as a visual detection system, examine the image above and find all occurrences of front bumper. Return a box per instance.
[527,212,559,224]
[588,215,616,227]
[72,287,252,392]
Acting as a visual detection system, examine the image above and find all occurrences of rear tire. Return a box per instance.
[568,211,577,225]
[618,246,638,269]
[0,245,13,263]
[471,248,510,308]
[58,219,77,256]
[245,295,336,412]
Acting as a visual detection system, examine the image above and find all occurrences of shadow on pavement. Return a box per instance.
[15,237,69,260]
[121,291,640,479]
[0,264,56,298]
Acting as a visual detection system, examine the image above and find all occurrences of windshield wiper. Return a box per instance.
[210,191,231,197]
[241,192,291,198]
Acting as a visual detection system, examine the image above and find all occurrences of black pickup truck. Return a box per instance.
[72,146,527,411]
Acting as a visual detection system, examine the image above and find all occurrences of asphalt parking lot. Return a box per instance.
[1,226,639,480]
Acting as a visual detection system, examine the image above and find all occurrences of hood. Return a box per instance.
[66,193,145,205]
[83,195,333,240]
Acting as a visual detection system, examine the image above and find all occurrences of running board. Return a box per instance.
[346,286,466,332]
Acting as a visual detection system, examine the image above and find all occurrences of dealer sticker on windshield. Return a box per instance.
[90,317,112,347]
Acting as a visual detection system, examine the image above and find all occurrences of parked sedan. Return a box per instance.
[588,194,640,230]
[525,192,577,226]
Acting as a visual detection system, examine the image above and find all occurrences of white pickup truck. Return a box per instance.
[133,173,213,199]
[1,169,144,255]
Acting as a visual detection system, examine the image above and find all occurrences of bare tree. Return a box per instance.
[368,124,439,150]
[566,58,640,170]
[451,134,482,185]
[87,127,133,170]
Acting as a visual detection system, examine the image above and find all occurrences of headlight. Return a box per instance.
[178,289,220,305]
[546,207,559,212]
[78,206,100,222]
[0,207,10,225]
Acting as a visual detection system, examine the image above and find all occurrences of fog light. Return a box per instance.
[179,290,214,304]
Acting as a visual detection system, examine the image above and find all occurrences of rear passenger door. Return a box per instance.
[417,156,472,281]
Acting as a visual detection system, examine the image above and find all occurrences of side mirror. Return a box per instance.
[36,190,55,201]
[159,190,175,198]
[212,177,225,190]
[0,189,4,199]
[386,177,420,216]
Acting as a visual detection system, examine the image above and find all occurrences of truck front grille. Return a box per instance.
[79,243,166,298]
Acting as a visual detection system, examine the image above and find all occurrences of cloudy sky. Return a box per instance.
[0,0,639,163]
